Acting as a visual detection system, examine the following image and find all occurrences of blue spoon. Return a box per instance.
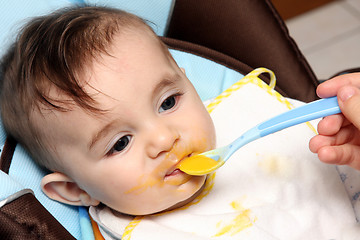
[179,97,341,175]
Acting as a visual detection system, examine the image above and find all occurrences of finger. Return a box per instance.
[317,145,338,164]
[317,73,360,98]
[310,124,358,153]
[337,85,360,131]
[316,114,344,136]
[309,134,334,153]
[318,144,360,170]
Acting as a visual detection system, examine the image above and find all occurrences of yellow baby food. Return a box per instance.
[179,155,223,175]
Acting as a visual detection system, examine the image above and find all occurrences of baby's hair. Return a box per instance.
[0,6,159,171]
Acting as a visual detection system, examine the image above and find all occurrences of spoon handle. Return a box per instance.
[228,97,341,157]
[257,96,340,137]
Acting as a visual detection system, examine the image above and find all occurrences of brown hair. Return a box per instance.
[0,6,157,171]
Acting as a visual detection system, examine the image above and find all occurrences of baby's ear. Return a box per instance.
[41,172,100,207]
[180,67,186,74]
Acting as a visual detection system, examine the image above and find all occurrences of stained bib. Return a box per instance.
[90,68,360,240]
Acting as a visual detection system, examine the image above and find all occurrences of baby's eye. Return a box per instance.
[159,95,177,113]
[108,135,131,155]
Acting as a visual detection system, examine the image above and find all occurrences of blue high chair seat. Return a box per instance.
[0,0,321,239]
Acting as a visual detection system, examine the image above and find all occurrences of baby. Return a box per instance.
[0,6,216,215]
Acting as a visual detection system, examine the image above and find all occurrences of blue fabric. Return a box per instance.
[0,0,74,58]
[79,206,95,240]
[0,170,25,201]
[0,119,7,147]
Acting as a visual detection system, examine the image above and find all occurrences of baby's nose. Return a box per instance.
[144,120,179,158]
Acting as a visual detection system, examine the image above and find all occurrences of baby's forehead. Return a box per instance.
[37,26,170,114]
[108,26,163,52]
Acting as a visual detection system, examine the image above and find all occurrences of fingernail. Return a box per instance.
[339,86,356,102]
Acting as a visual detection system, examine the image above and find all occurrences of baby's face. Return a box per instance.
[44,29,216,215]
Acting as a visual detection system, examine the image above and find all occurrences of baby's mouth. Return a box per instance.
[165,155,188,176]
[165,168,185,178]
[164,154,193,182]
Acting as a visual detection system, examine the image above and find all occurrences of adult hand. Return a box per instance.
[309,73,360,170]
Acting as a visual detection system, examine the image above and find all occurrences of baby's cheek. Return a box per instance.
[193,134,216,153]
[202,116,216,149]
[192,108,215,140]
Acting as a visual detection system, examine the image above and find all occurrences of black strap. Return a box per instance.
[0,136,17,174]
[0,193,76,240]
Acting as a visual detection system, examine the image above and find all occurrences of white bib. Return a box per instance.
[91,68,360,240]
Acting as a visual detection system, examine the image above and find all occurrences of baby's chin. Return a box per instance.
[112,175,207,216]
[160,175,207,213]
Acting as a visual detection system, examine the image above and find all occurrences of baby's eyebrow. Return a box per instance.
[152,73,181,100]
[89,120,118,150]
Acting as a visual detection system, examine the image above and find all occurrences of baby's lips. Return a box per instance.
[165,168,184,178]
[165,161,183,177]
[165,153,192,177]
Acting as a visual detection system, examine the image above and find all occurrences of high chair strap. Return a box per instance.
[0,138,77,239]
[0,136,17,173]
[0,192,76,239]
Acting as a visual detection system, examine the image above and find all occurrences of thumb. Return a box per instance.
[338,85,360,130]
